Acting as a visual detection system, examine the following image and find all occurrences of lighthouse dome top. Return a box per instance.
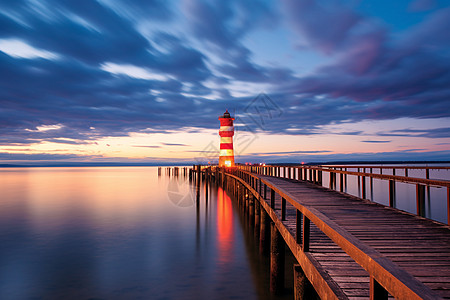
[221,110,231,118]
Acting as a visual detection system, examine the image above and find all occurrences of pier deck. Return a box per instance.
[222,169,450,299]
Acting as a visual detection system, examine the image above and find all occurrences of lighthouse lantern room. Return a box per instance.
[218,110,235,167]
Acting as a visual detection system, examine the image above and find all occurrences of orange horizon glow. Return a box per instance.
[0,117,449,163]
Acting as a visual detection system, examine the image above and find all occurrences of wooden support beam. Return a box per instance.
[249,196,255,227]
[294,264,312,300]
[255,200,260,241]
[260,209,270,255]
[270,222,285,294]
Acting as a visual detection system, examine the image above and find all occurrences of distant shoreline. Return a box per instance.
[1,160,449,168]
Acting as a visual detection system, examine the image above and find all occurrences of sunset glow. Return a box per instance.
[0,1,449,165]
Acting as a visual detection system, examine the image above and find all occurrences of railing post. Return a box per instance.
[329,172,334,189]
[340,173,344,192]
[271,189,275,209]
[281,198,286,221]
[370,276,388,300]
[448,187,450,225]
[264,184,267,199]
[362,175,366,199]
[302,215,310,252]
[296,210,302,244]
[389,180,395,207]
[270,223,285,294]
[416,184,425,217]
[259,178,262,196]
[298,167,301,181]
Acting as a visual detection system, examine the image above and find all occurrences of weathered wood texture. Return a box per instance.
[227,170,450,300]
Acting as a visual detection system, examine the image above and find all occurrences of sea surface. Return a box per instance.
[0,167,293,300]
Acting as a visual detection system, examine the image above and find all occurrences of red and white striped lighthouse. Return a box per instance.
[218,110,235,167]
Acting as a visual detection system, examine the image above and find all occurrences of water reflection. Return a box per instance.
[0,167,292,300]
[217,187,233,265]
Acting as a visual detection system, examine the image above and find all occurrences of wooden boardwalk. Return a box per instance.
[219,168,450,300]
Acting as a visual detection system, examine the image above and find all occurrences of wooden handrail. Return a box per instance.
[241,165,450,187]
[322,165,450,170]
[227,168,443,300]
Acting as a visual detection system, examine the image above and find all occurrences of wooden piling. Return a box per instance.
[249,196,255,227]
[294,264,312,300]
[260,209,270,255]
[270,222,285,294]
[255,200,261,241]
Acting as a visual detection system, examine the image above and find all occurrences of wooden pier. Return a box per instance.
[186,164,450,300]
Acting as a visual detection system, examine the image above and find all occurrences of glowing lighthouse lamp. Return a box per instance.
[218,110,235,167]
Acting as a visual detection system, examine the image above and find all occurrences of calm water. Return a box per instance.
[0,167,292,300]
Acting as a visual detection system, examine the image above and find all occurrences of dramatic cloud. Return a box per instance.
[0,0,449,162]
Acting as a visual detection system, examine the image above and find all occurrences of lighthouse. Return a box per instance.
[218,110,235,167]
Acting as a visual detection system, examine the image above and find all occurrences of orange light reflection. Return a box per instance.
[216,187,233,264]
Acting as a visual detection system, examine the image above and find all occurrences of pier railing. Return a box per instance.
[238,165,450,225]
[223,167,443,300]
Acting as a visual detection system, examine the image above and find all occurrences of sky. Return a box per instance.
[0,0,449,165]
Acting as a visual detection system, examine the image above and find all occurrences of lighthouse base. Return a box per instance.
[219,156,235,167]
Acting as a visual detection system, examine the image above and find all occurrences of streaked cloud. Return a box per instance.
[0,0,449,163]
[0,39,59,59]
